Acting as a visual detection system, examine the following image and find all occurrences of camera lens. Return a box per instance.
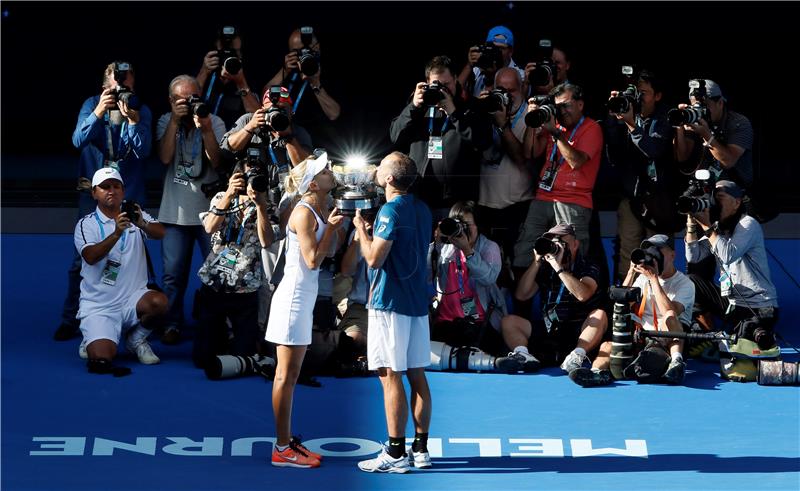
[676,196,711,214]
[533,237,559,256]
[525,105,556,128]
[223,56,242,75]
[265,108,290,132]
[422,84,444,106]
[438,217,460,238]
[298,50,319,77]
[248,173,269,193]
[607,95,630,115]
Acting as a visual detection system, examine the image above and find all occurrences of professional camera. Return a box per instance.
[438,217,469,244]
[475,87,511,114]
[185,95,210,118]
[608,286,642,380]
[120,199,141,224]
[630,245,665,273]
[262,86,291,132]
[241,148,269,195]
[677,169,714,214]
[205,354,275,380]
[421,80,446,106]
[524,94,557,128]
[533,236,563,256]
[296,26,320,77]
[475,42,503,71]
[530,39,556,88]
[608,65,641,115]
[667,79,710,126]
[112,62,142,111]
[216,26,242,75]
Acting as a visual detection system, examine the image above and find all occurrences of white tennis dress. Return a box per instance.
[265,200,327,346]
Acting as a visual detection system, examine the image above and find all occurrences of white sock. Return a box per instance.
[276,443,289,451]
[128,324,151,346]
[673,353,684,362]
[513,346,530,355]
[573,347,586,357]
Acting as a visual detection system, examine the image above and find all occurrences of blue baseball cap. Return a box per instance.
[486,26,513,47]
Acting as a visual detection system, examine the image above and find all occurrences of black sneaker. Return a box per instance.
[569,368,613,387]
[495,352,525,373]
[161,327,181,345]
[663,359,686,384]
[53,322,80,341]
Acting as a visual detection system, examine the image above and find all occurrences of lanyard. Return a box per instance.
[455,252,467,295]
[213,93,224,116]
[95,212,128,253]
[103,113,128,162]
[547,282,566,307]
[548,116,586,164]
[427,107,450,136]
[293,80,308,114]
[178,129,203,166]
[509,103,525,130]
[268,144,281,168]
[204,72,217,103]
[225,200,255,246]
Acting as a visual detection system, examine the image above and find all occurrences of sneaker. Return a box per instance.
[409,449,432,469]
[663,358,686,384]
[126,337,160,365]
[161,327,181,345]
[271,442,321,468]
[569,367,613,387]
[78,339,88,360]
[496,351,540,373]
[54,322,80,341]
[291,436,322,461]
[358,445,410,473]
[560,350,589,374]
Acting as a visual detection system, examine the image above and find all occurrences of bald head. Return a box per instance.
[495,67,521,90]
[379,151,418,191]
[289,29,319,51]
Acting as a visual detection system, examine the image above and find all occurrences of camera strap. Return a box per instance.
[95,212,128,268]
[427,108,450,136]
[547,116,585,165]
[177,129,203,178]
[103,114,128,163]
[509,103,525,130]
[636,282,660,331]
[204,72,217,103]
[547,282,566,308]
[224,200,256,246]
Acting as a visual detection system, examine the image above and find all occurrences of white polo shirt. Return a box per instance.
[631,270,696,331]
[74,207,156,316]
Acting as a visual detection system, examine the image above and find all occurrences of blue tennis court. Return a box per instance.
[2,234,798,491]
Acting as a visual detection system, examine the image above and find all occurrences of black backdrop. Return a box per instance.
[2,1,796,209]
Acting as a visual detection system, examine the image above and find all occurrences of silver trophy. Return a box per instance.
[331,158,383,216]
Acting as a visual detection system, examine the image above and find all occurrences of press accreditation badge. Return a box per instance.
[215,248,240,275]
[101,259,121,286]
[460,296,479,320]
[428,137,444,159]
[539,164,557,192]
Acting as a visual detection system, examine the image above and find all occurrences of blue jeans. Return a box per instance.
[60,192,97,327]
[162,224,211,331]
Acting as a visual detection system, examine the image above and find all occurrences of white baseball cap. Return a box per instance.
[298,152,330,194]
[91,167,124,187]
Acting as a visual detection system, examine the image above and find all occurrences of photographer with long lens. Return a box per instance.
[390,55,492,220]
[428,201,537,374]
[570,235,695,387]
[156,75,227,345]
[513,83,603,271]
[196,26,261,130]
[457,25,525,98]
[55,61,153,342]
[75,168,166,376]
[523,42,571,97]
[604,68,680,283]
[507,224,607,370]
[476,67,533,264]
[684,180,779,352]
[193,155,276,370]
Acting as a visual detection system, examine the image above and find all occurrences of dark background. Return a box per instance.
[2,1,796,209]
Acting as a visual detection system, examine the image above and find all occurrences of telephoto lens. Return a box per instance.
[525,104,557,128]
[757,360,800,386]
[609,303,635,380]
[187,95,210,118]
[264,108,290,132]
[533,237,559,256]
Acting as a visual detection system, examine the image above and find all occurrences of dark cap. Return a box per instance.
[715,180,745,199]
[641,234,673,250]
[543,223,576,239]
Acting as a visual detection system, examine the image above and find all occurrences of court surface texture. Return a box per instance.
[2,234,798,491]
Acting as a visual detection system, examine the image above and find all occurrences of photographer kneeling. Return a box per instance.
[685,180,779,350]
[193,159,276,371]
[428,201,536,373]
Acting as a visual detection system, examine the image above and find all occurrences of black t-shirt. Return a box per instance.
[535,254,605,327]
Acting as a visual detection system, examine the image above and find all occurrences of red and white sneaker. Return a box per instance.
[271,441,321,468]
[291,436,323,461]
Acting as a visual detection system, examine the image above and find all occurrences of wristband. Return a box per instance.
[555,268,566,275]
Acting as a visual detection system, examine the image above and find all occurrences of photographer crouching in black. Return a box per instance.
[193,156,276,376]
[684,180,779,351]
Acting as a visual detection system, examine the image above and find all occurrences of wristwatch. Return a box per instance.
[311,85,321,94]
[237,88,251,97]
[704,222,719,237]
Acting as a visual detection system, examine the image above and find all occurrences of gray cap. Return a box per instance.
[641,234,673,250]
[543,223,576,239]
[715,180,745,199]
[691,79,726,102]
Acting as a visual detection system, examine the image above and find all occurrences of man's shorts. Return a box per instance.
[367,309,430,372]
[78,287,150,345]
[341,302,368,336]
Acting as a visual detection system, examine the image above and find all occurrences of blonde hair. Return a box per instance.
[284,157,312,196]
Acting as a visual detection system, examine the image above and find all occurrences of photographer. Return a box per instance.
[390,55,492,219]
[673,80,754,188]
[75,168,166,375]
[513,83,603,269]
[429,201,537,373]
[508,224,606,370]
[196,26,261,130]
[477,67,532,263]
[156,75,227,345]
[604,69,679,283]
[55,61,153,342]
[523,43,571,97]
[570,235,695,387]
[684,180,779,349]
[457,25,525,98]
[193,159,276,369]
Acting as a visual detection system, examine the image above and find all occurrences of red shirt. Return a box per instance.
[436,251,486,323]
[536,117,603,210]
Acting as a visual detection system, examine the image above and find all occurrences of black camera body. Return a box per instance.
[608,65,641,115]
[677,169,714,214]
[524,95,557,128]
[475,87,511,114]
[262,86,291,132]
[475,43,503,71]
[530,39,556,88]
[630,246,665,273]
[296,26,320,77]
[668,79,710,126]
[422,80,446,106]
[186,95,210,118]
[120,199,141,224]
[438,217,468,244]
[112,62,142,111]
[217,26,242,75]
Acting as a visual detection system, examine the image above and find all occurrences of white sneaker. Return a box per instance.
[126,338,160,365]
[358,445,410,473]
[409,449,432,469]
[560,350,588,374]
[78,339,88,360]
